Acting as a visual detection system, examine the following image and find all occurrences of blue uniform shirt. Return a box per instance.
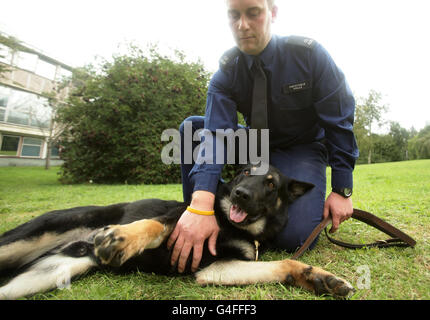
[189,34,359,195]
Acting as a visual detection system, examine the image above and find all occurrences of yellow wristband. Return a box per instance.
[186,206,215,216]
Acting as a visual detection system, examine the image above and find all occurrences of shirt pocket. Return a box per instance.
[276,80,313,110]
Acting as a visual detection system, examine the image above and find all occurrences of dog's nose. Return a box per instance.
[234,186,252,201]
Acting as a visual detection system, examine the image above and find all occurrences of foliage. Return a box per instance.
[57,45,209,184]
[353,90,429,164]
[357,121,411,164]
[354,90,388,164]
[408,125,430,160]
[0,34,21,76]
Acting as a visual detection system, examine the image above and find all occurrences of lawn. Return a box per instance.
[0,160,429,300]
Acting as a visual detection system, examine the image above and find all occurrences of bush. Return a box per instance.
[57,45,209,184]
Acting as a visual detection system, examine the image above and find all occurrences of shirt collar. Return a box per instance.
[243,35,277,70]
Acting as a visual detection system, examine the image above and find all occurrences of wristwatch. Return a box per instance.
[332,187,353,198]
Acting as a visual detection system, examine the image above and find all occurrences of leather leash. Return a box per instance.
[291,208,417,260]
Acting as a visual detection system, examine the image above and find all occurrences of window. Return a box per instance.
[0,44,12,64]
[56,67,72,82]
[0,135,45,158]
[21,137,42,157]
[0,86,9,107]
[36,59,56,80]
[0,135,20,156]
[6,89,31,125]
[0,85,9,122]
[1,86,52,128]
[51,144,60,158]
[30,96,51,128]
[14,51,38,72]
[0,96,7,108]
[7,110,29,125]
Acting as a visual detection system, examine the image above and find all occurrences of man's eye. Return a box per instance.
[228,11,240,21]
[247,8,261,18]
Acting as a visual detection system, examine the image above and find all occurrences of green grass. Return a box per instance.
[1,160,429,300]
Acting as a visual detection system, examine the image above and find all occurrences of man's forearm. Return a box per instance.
[190,190,216,211]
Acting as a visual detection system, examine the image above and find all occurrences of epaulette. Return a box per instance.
[219,47,240,70]
[285,35,317,50]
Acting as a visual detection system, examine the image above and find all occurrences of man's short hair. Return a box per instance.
[267,0,275,9]
[225,0,275,10]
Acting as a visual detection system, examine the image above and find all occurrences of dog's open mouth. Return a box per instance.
[229,204,248,223]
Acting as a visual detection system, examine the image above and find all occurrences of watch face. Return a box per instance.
[333,188,352,197]
[343,188,353,197]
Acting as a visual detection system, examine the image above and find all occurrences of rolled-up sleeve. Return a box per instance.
[189,69,239,194]
[311,43,359,189]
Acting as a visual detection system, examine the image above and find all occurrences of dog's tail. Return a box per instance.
[0,241,98,300]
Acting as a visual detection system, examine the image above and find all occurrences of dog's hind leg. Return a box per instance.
[0,228,94,274]
[0,251,97,300]
[0,204,127,274]
[195,259,355,298]
[94,219,170,267]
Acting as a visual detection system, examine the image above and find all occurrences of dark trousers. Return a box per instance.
[179,116,327,252]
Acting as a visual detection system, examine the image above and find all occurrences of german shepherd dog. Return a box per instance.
[0,165,354,299]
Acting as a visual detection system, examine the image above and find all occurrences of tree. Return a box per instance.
[408,125,430,160]
[372,134,397,163]
[57,45,209,184]
[388,121,410,161]
[354,90,388,164]
[40,81,71,170]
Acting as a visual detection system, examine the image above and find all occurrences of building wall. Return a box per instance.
[0,157,63,167]
[0,63,70,99]
[0,36,72,165]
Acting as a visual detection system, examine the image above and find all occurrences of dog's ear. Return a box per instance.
[286,179,314,202]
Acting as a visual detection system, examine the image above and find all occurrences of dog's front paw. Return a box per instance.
[298,266,355,298]
[94,225,131,267]
[94,219,167,267]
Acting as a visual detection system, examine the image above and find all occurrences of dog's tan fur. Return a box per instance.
[94,219,169,266]
[195,258,353,296]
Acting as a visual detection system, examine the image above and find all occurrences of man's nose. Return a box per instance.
[237,15,250,30]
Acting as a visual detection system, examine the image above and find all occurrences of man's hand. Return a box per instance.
[167,211,219,273]
[323,192,353,233]
[167,191,219,273]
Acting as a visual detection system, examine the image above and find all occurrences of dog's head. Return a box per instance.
[225,164,314,227]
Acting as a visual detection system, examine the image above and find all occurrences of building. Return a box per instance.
[0,32,72,166]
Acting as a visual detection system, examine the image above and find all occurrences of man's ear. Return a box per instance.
[286,179,314,202]
[272,5,278,22]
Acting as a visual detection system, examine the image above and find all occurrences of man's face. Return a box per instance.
[226,0,277,55]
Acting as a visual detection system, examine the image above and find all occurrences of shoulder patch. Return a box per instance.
[285,36,317,50]
[219,47,240,70]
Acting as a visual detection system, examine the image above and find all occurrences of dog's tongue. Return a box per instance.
[230,205,248,223]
